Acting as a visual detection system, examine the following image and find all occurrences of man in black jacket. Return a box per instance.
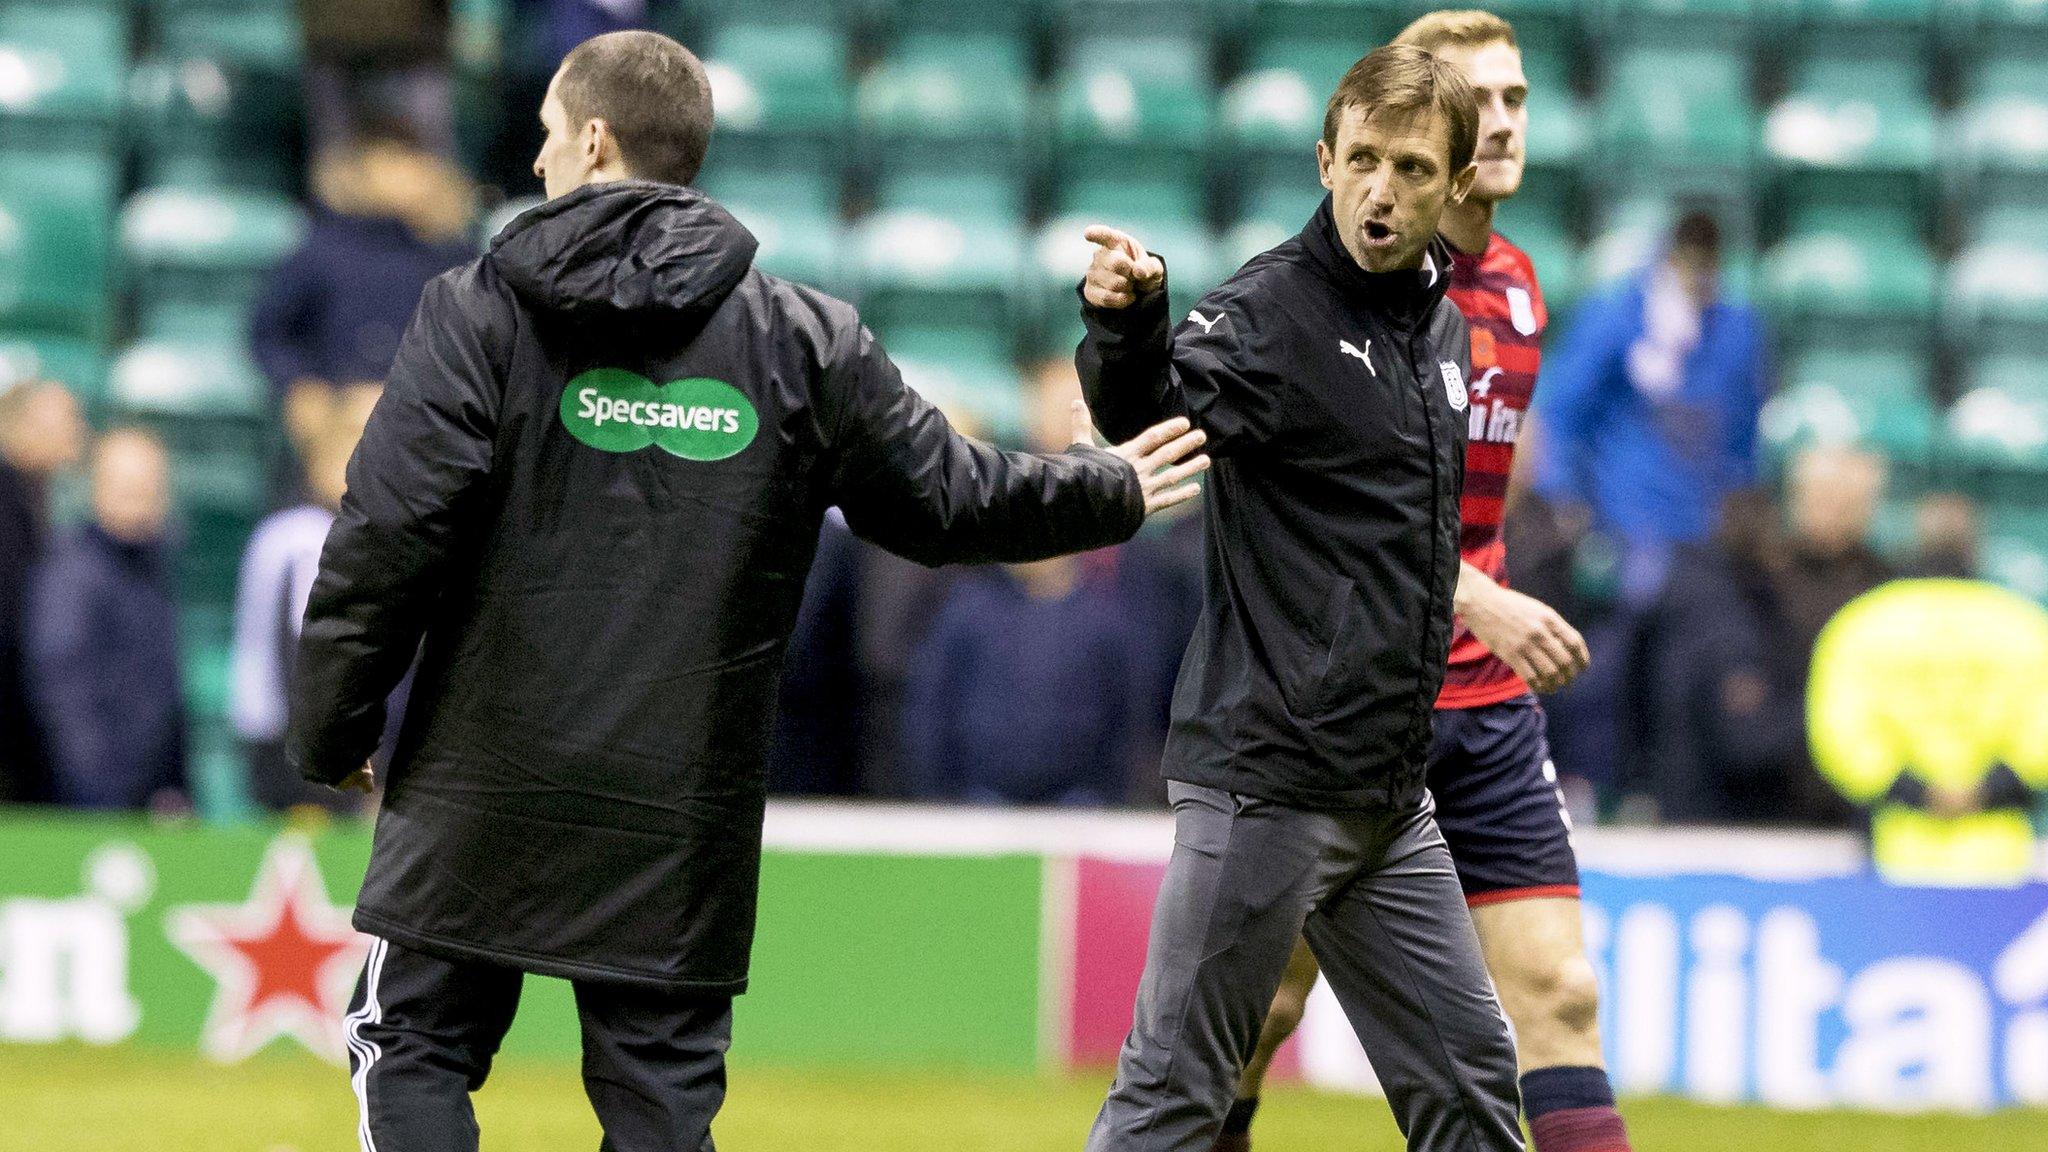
[1078,46,1524,1152]
[290,30,1208,1152]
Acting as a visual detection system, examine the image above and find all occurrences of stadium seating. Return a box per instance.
[0,2,128,150]
[120,187,305,342]
[0,151,119,340]
[1760,203,1937,347]
[1760,346,1940,468]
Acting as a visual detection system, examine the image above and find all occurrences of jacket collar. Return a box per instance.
[1299,194,1453,329]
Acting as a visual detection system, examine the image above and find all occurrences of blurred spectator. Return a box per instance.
[1643,488,1806,823]
[303,0,455,155]
[768,404,991,798]
[250,117,473,460]
[1531,211,1772,797]
[1906,492,1981,580]
[896,362,1171,807]
[26,429,188,811]
[0,380,86,801]
[1645,445,1895,825]
[1808,580,2048,886]
[230,383,394,815]
[901,555,1142,806]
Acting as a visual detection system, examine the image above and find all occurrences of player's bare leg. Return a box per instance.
[1209,939,1318,1152]
[1472,896,1629,1149]
[1470,897,1602,1069]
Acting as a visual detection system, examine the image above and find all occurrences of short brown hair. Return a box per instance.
[1322,44,1480,175]
[556,30,713,186]
[1393,10,1519,56]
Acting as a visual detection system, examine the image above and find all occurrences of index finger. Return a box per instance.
[1083,224,1145,263]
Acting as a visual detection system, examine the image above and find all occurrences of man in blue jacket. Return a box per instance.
[27,428,187,810]
[1531,210,1770,794]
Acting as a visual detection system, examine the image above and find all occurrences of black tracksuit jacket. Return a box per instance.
[290,181,1144,991]
[1079,195,1470,810]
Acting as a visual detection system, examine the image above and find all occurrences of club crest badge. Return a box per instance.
[1439,361,1468,411]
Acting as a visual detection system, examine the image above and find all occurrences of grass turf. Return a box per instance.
[6,1045,2045,1151]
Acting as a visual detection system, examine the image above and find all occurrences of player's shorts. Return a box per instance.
[1426,693,1581,906]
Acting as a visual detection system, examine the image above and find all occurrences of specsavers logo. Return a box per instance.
[560,368,759,461]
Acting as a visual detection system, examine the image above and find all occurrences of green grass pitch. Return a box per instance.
[6,1045,2046,1151]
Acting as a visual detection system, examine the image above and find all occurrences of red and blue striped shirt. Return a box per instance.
[1438,231,1546,711]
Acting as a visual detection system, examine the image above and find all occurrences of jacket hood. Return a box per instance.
[487,180,758,324]
[1300,194,1454,328]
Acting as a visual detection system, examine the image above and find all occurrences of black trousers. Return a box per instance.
[343,936,732,1152]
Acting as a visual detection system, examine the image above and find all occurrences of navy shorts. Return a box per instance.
[1426,694,1581,905]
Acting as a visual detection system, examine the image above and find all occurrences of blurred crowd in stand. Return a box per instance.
[0,7,2041,872]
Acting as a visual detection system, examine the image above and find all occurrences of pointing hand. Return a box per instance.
[1082,225,1166,310]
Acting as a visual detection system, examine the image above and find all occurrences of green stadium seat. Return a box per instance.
[1760,347,1939,464]
[0,150,118,339]
[110,340,269,424]
[1786,0,1936,35]
[1969,0,2048,39]
[1983,532,2048,602]
[858,34,1033,176]
[1052,60,1213,220]
[1765,53,1935,191]
[1493,198,1582,313]
[1591,0,1759,50]
[1054,0,1218,42]
[155,0,301,75]
[851,205,1027,335]
[1942,354,2048,472]
[1760,204,1936,333]
[874,324,1025,444]
[1250,0,1398,46]
[1519,48,1589,178]
[0,3,127,148]
[0,333,108,408]
[129,56,302,192]
[703,22,852,170]
[1956,51,2048,199]
[1944,202,2048,347]
[121,187,305,341]
[1596,47,1756,180]
[717,196,844,296]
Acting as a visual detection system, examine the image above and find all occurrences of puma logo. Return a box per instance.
[1186,310,1220,333]
[1339,339,1376,376]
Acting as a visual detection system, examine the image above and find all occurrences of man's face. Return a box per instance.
[1318,105,1476,273]
[91,433,170,545]
[1431,40,1527,204]
[534,71,596,200]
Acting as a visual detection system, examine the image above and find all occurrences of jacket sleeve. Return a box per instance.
[1531,291,1625,506]
[823,320,1145,568]
[23,549,111,793]
[1075,274,1273,455]
[289,271,505,785]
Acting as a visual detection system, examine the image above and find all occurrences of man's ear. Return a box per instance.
[582,118,607,164]
[1316,139,1334,192]
[1448,161,1478,205]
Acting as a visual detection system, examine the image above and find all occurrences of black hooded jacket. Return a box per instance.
[1078,196,1469,810]
[291,181,1143,991]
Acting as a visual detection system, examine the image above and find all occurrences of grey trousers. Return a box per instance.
[1086,783,1525,1152]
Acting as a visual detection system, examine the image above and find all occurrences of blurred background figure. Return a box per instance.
[1906,491,1982,580]
[896,361,1171,807]
[229,382,388,815]
[1531,210,1771,803]
[302,0,456,155]
[1645,446,1892,825]
[249,116,473,465]
[0,379,87,802]
[1808,579,2048,886]
[25,428,187,811]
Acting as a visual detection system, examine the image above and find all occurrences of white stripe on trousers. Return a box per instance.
[344,937,389,1152]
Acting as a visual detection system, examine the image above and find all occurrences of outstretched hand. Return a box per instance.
[1083,225,1166,309]
[1071,401,1210,516]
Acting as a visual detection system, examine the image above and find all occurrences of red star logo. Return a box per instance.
[166,835,370,1063]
